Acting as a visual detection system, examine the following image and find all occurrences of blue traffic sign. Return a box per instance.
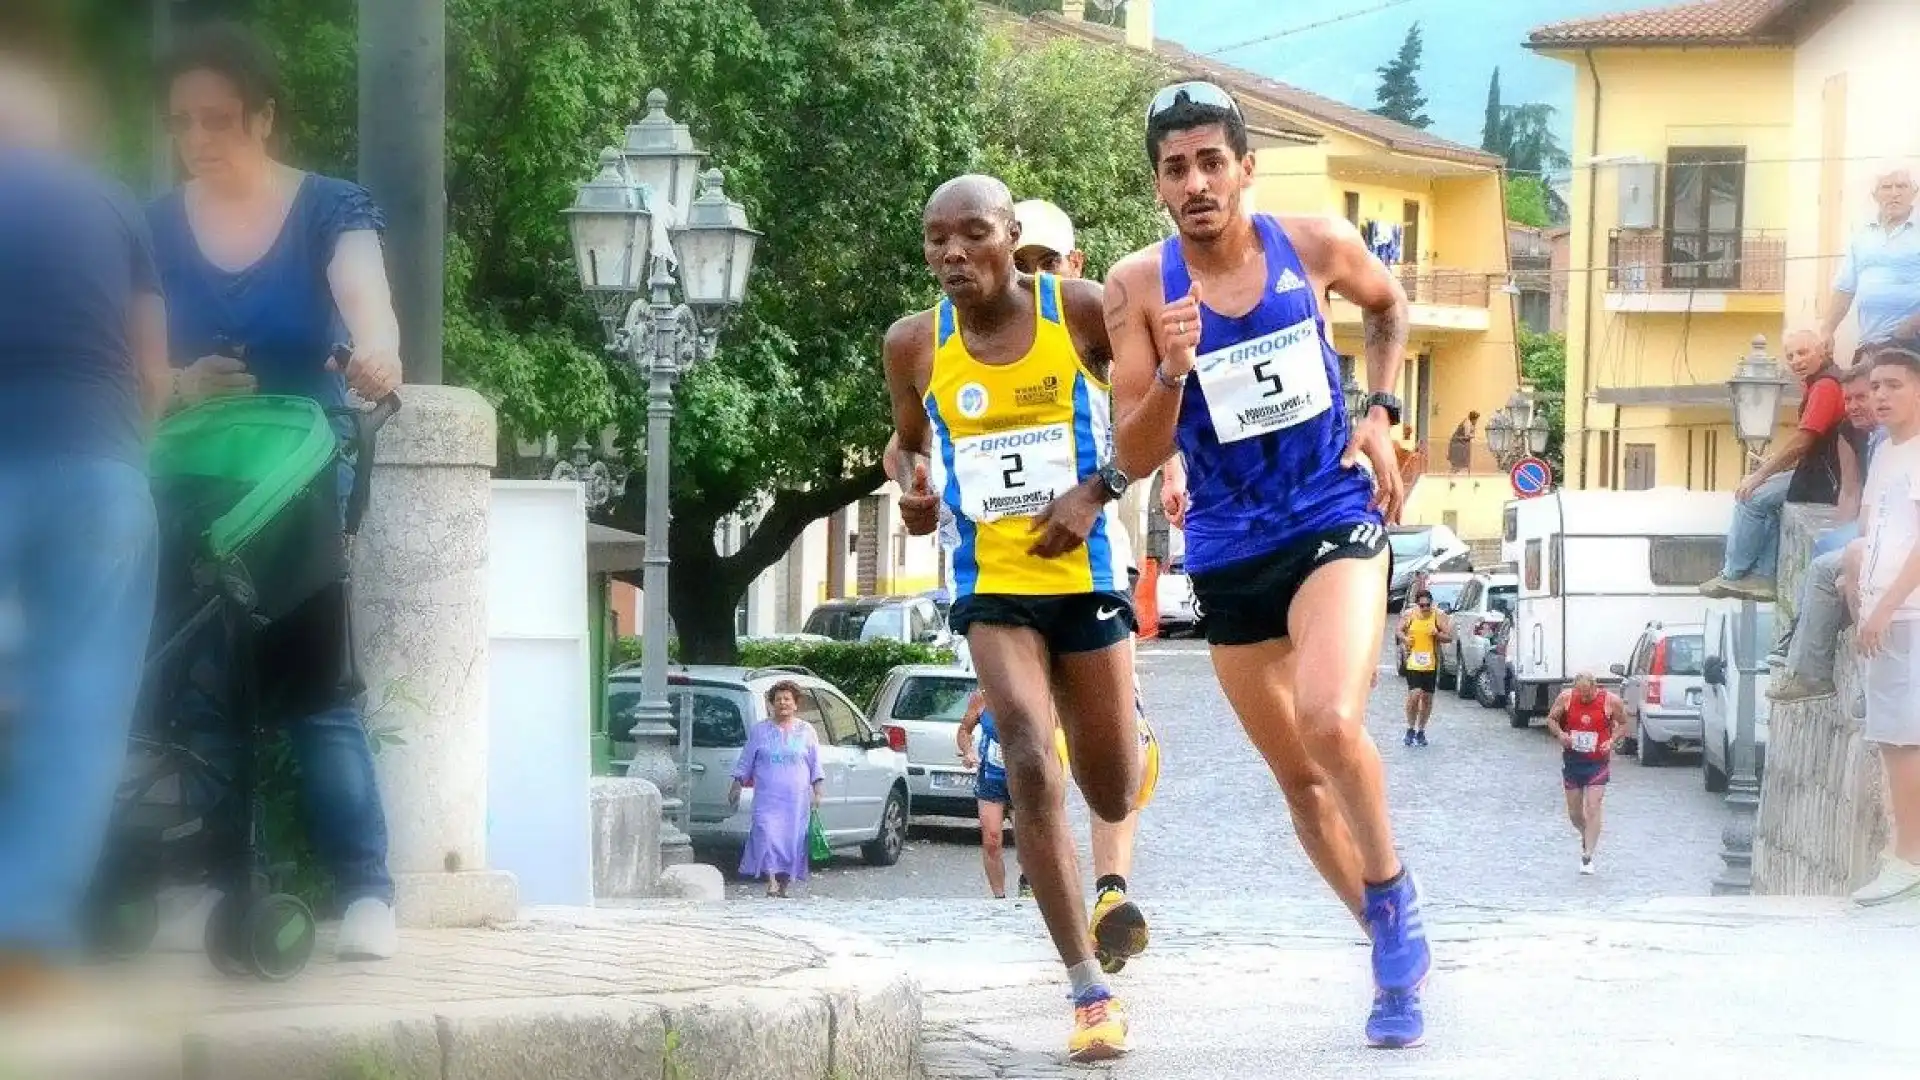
[1510,456,1553,498]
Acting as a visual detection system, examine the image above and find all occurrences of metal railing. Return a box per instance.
[1395,266,1493,308]
[1607,228,1786,292]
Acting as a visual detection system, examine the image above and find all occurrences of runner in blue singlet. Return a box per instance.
[1095,80,1432,1049]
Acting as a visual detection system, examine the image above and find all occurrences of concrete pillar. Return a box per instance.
[353,384,518,926]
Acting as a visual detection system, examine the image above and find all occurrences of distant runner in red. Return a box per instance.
[1545,673,1627,876]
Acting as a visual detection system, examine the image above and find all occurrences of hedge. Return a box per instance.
[615,637,957,712]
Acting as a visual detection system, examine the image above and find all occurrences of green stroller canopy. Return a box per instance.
[149,396,341,561]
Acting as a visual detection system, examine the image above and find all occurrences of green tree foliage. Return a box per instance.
[1506,175,1551,228]
[973,33,1170,280]
[1480,67,1506,155]
[1497,101,1571,176]
[1518,325,1567,477]
[1371,22,1431,130]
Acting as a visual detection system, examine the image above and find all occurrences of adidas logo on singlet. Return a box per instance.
[1274,268,1307,294]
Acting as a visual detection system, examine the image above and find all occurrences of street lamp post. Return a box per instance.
[1715,334,1791,895]
[1484,386,1551,471]
[565,91,761,856]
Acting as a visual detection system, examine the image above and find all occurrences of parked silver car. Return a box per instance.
[1440,570,1518,695]
[608,665,911,866]
[804,595,951,647]
[1611,621,1705,767]
[869,664,979,817]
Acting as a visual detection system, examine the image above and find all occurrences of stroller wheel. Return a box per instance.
[87,892,159,961]
[240,893,317,981]
[204,893,250,977]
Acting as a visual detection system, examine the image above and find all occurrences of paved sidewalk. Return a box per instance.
[0,906,918,1080]
[907,895,1920,1079]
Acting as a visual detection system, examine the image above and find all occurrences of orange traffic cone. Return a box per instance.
[1136,558,1162,641]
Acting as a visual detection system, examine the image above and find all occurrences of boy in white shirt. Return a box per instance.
[1849,345,1920,906]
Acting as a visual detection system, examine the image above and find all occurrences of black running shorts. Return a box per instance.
[950,591,1136,655]
[1189,521,1391,647]
[1404,669,1439,693]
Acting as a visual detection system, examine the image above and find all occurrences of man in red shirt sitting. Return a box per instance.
[1546,673,1628,876]
[1701,329,1849,602]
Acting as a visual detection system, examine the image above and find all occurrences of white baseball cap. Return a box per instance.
[1014,199,1077,258]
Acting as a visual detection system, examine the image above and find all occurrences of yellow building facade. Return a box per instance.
[1530,0,1920,493]
[1030,4,1525,541]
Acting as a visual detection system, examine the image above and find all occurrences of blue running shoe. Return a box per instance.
[1367,989,1425,1048]
[1403,728,1416,746]
[1363,871,1431,994]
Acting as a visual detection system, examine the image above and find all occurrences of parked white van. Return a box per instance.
[1501,488,1732,728]
[1699,599,1775,792]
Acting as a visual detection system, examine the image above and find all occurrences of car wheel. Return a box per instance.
[1638,733,1666,767]
[1508,686,1531,729]
[863,786,908,867]
[1703,742,1729,793]
[1455,650,1476,699]
[1475,667,1498,709]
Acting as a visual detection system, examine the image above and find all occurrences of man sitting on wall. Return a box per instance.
[1700,330,1848,603]
[1771,362,1887,702]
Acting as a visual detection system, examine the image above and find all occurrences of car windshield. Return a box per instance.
[803,604,904,643]
[1389,530,1431,559]
[1665,634,1705,677]
[890,675,977,722]
[1427,581,1465,609]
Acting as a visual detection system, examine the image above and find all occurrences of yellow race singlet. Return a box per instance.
[1405,612,1440,673]
[925,273,1124,598]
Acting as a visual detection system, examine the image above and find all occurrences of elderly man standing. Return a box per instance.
[1821,169,1920,357]
[0,24,168,1004]
[1700,329,1848,602]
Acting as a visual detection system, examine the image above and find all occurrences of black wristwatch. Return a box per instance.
[1095,464,1132,502]
[1362,391,1403,426]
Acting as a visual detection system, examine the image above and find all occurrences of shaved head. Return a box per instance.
[925,174,1016,228]
[921,174,1022,307]
[1784,327,1827,378]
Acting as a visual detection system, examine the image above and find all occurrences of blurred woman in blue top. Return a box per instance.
[147,21,404,962]
[0,16,166,1003]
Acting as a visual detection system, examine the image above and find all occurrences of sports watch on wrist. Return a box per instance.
[1096,464,1132,502]
[1363,391,1403,426]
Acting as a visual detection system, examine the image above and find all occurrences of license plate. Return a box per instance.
[931,772,975,791]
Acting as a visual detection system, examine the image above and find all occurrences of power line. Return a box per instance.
[1200,0,1416,57]
[1250,149,1919,182]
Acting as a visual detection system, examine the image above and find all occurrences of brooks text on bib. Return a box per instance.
[1193,317,1333,444]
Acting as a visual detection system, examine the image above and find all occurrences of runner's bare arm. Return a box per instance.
[957,692,984,763]
[883,312,941,535]
[1062,276,1166,481]
[1286,215,1409,404]
[1436,612,1454,644]
[1608,694,1632,748]
[1107,250,1185,478]
[1544,691,1571,742]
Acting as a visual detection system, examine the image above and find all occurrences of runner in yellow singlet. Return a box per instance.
[1394,588,1451,747]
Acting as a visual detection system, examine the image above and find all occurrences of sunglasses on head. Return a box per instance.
[1145,80,1243,126]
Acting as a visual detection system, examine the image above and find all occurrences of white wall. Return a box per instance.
[1785,1,1920,353]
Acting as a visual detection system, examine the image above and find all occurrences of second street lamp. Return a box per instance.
[566,91,760,854]
[1713,334,1789,896]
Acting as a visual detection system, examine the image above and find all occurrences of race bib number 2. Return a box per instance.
[951,423,1077,522]
[1193,317,1333,444]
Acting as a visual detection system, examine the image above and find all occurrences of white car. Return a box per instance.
[1156,525,1202,635]
[1440,570,1518,696]
[868,664,980,817]
[1612,621,1705,767]
[1700,602,1773,793]
[609,665,911,866]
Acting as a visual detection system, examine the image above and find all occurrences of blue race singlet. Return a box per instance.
[1160,214,1379,574]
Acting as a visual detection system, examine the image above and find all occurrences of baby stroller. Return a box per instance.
[84,382,398,982]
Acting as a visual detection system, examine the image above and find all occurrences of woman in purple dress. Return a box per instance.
[727,681,824,898]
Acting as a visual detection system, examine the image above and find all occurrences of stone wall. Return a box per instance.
[1752,504,1891,895]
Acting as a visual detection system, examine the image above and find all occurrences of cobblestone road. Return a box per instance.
[722,634,1731,907]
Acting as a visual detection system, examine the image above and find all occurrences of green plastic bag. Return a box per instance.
[808,809,833,865]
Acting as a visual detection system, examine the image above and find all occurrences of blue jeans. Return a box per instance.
[178,608,395,908]
[0,458,158,955]
[1814,522,1861,560]
[1721,473,1792,581]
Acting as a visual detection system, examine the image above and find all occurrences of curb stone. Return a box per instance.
[1,912,920,1080]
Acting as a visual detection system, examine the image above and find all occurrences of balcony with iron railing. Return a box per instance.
[1606,228,1786,294]
[1396,266,1493,308]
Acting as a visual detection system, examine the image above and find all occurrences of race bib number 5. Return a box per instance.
[952,423,1077,522]
[1193,317,1333,444]
[1571,731,1600,754]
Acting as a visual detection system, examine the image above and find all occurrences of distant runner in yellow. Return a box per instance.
[1395,588,1451,746]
